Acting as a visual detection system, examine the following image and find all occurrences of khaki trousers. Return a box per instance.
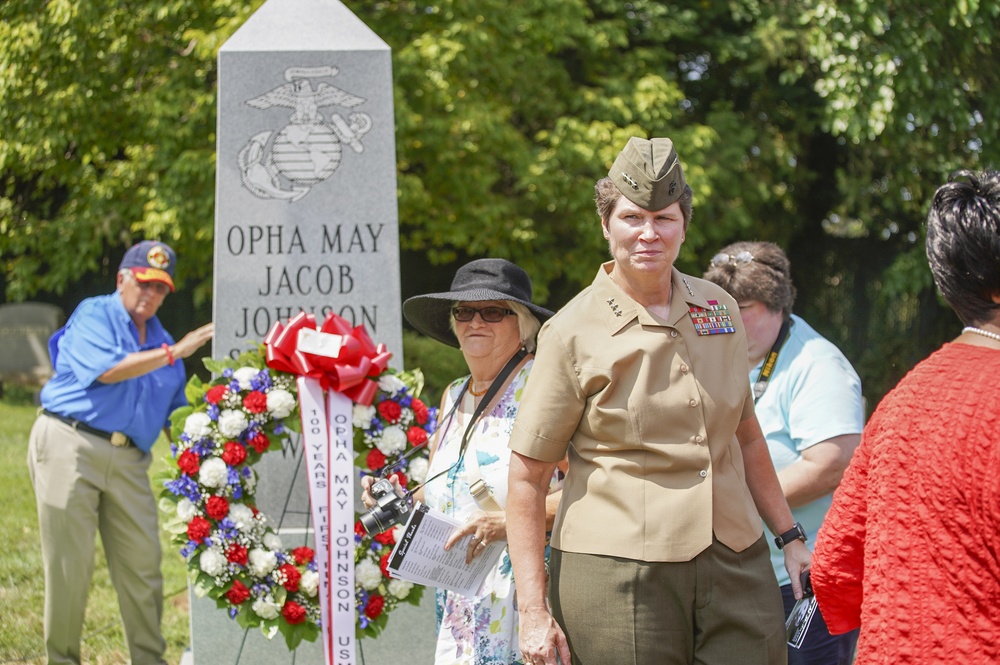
[28,414,166,665]
[550,536,786,665]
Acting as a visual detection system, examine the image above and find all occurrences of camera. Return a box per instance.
[360,478,413,534]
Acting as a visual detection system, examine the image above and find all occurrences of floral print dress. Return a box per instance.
[423,360,563,665]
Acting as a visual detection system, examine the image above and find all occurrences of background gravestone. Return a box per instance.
[0,303,64,397]
[193,0,434,662]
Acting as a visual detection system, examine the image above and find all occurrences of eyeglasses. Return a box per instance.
[451,306,516,323]
[709,251,783,273]
[709,251,756,269]
[136,281,171,296]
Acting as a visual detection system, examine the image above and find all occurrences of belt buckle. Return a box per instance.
[110,432,129,447]
[469,479,489,500]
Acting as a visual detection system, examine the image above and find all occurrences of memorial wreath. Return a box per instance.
[159,318,435,650]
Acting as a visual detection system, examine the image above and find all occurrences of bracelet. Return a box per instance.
[162,343,175,366]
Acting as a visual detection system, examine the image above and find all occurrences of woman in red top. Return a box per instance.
[811,170,1000,664]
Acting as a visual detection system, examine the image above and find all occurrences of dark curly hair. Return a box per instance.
[925,170,1000,325]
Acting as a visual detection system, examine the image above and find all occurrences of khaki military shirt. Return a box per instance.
[509,262,763,562]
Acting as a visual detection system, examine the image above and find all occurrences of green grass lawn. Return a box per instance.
[0,396,190,665]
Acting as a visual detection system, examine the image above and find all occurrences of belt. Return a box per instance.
[41,409,134,448]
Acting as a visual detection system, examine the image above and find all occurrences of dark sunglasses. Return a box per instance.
[451,306,516,323]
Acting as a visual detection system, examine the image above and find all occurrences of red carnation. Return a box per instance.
[292,547,314,566]
[177,450,200,476]
[186,516,211,543]
[411,398,429,425]
[226,543,248,566]
[225,579,251,605]
[243,390,268,414]
[373,529,395,546]
[366,449,386,471]
[377,400,402,423]
[279,563,302,592]
[221,441,247,466]
[205,385,229,405]
[364,594,385,619]
[248,432,270,454]
[406,426,428,447]
[355,520,366,537]
[281,600,307,625]
[394,471,408,488]
[379,552,392,577]
[206,496,230,521]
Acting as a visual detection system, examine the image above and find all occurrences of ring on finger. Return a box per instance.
[476,540,486,549]
[470,535,480,543]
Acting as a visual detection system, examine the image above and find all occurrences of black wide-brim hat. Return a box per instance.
[403,258,555,348]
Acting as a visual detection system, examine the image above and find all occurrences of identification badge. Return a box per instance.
[689,300,735,335]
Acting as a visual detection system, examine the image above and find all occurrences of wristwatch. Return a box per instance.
[774,522,807,550]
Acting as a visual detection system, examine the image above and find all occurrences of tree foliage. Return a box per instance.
[2,0,999,404]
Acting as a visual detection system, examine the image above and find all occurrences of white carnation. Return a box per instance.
[300,570,319,597]
[352,404,376,429]
[387,578,413,599]
[198,457,229,489]
[263,532,282,551]
[248,548,278,577]
[408,457,429,484]
[251,596,281,620]
[355,558,383,590]
[199,549,226,577]
[176,498,198,522]
[377,374,407,394]
[217,409,249,438]
[375,425,407,455]
[228,504,255,531]
[266,388,296,419]
[391,524,406,544]
[184,412,213,438]
[233,367,260,391]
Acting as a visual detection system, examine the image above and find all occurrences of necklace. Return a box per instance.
[469,381,491,397]
[963,326,1000,343]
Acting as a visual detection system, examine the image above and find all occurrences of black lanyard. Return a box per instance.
[753,317,791,403]
[406,348,528,492]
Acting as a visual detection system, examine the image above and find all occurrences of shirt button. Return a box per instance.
[689,398,698,407]
[699,470,708,478]
[694,435,704,444]
[670,330,679,338]
[680,364,689,374]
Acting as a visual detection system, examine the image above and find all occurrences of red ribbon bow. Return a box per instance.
[263,312,391,406]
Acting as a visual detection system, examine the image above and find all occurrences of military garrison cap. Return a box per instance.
[609,137,686,211]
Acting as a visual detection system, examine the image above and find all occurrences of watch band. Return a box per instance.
[774,522,807,550]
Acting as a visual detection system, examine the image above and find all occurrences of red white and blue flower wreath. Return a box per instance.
[159,343,436,649]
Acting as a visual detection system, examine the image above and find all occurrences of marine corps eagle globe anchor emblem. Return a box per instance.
[237,65,374,203]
